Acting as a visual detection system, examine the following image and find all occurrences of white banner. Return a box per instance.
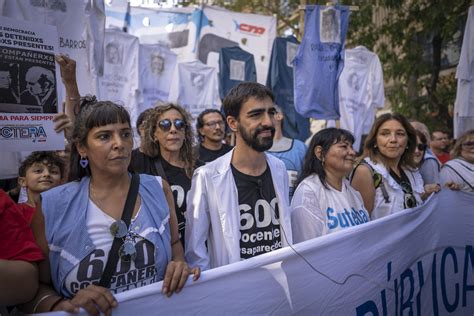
[0,17,64,151]
[48,189,474,315]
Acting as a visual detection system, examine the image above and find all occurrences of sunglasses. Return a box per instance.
[110,220,137,262]
[158,119,186,132]
[416,143,427,151]
[400,181,417,209]
[462,141,474,148]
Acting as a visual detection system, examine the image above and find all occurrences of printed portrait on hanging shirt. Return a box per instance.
[229,59,245,81]
[105,42,123,65]
[320,7,341,43]
[347,72,361,91]
[150,54,165,76]
[190,72,205,91]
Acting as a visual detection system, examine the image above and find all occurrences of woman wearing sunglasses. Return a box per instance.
[27,101,198,314]
[139,103,202,249]
[413,130,441,200]
[351,113,424,220]
[291,128,370,242]
[440,129,474,192]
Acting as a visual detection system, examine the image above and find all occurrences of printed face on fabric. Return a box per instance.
[20,161,62,194]
[375,119,408,161]
[154,109,186,154]
[461,136,474,163]
[413,135,426,165]
[321,140,356,177]
[233,96,276,152]
[77,122,133,176]
[200,112,226,143]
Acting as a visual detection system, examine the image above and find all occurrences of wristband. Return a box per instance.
[32,294,55,313]
[68,96,80,101]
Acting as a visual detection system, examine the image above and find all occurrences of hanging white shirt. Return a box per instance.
[94,29,140,127]
[138,44,177,112]
[454,6,474,138]
[339,46,384,151]
[291,175,370,243]
[168,60,221,120]
[0,0,106,96]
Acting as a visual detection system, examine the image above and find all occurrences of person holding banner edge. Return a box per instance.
[26,101,199,314]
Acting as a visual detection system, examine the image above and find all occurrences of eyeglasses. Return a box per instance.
[462,141,474,149]
[400,181,417,209]
[416,143,427,151]
[110,220,137,262]
[204,120,225,129]
[158,119,186,132]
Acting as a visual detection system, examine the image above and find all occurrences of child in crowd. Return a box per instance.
[16,152,65,223]
[0,190,43,308]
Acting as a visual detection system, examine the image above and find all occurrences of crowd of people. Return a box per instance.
[1,55,473,314]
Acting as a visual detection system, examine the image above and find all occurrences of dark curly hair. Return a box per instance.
[19,151,65,179]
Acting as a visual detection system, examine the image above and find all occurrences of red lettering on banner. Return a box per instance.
[239,23,266,35]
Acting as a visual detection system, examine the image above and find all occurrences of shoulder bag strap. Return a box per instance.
[153,157,168,182]
[98,173,140,288]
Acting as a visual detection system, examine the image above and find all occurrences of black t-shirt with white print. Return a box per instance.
[231,164,282,259]
[161,158,191,248]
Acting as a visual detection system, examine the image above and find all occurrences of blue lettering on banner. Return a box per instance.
[326,207,369,230]
[0,126,47,138]
[355,245,474,315]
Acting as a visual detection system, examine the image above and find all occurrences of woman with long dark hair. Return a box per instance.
[27,101,198,314]
[351,113,424,220]
[291,128,370,243]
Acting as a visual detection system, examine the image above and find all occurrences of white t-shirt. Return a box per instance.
[168,60,221,120]
[1,0,106,96]
[440,158,474,192]
[291,174,370,243]
[94,29,140,127]
[339,46,384,151]
[454,6,474,138]
[138,44,177,112]
[64,200,160,296]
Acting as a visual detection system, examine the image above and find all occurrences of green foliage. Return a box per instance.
[347,0,470,134]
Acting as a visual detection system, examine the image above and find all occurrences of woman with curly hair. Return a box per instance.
[131,103,202,248]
